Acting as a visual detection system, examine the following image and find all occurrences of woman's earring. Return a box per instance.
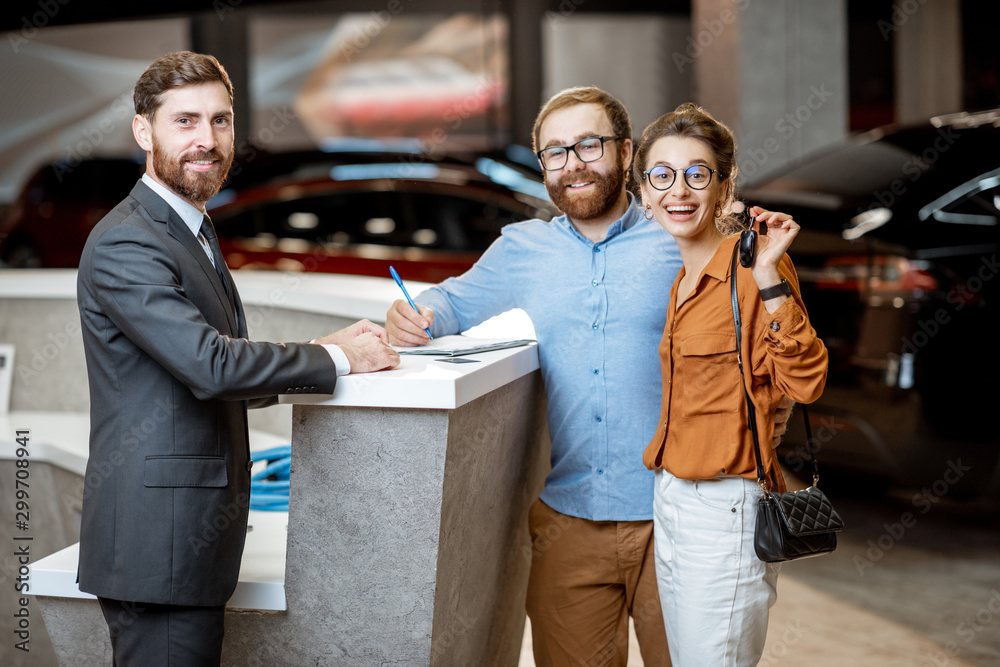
[643,204,654,220]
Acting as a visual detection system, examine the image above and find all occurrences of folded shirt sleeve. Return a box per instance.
[749,257,828,404]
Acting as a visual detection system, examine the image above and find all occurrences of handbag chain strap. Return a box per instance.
[728,244,819,497]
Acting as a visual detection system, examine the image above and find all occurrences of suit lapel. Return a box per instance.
[129,181,240,335]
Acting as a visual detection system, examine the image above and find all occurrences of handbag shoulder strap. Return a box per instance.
[729,243,820,492]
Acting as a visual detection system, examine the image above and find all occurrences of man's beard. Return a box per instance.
[152,136,233,204]
[544,149,626,222]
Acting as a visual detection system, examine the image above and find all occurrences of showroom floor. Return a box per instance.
[518,493,1000,667]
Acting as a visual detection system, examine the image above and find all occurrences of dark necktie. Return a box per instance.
[200,215,235,307]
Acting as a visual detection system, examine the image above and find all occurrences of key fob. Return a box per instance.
[739,210,767,268]
[739,229,756,268]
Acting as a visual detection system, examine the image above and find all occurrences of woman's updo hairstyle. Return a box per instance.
[633,102,742,234]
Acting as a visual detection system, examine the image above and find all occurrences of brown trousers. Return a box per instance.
[525,498,671,667]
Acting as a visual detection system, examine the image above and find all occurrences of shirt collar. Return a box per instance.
[703,233,741,282]
[555,191,642,243]
[141,173,206,238]
[608,192,642,238]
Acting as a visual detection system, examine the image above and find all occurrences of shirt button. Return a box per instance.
[593,369,599,375]
[593,246,600,253]
[592,323,598,330]
[596,416,602,422]
[597,468,605,475]
[770,321,780,332]
[592,280,598,286]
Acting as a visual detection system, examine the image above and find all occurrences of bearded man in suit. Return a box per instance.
[76,51,399,666]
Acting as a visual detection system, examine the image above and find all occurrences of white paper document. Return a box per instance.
[394,335,535,357]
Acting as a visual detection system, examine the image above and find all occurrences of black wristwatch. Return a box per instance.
[759,278,791,301]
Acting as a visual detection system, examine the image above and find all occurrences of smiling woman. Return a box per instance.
[633,102,829,667]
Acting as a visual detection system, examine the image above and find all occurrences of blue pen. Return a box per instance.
[389,266,433,339]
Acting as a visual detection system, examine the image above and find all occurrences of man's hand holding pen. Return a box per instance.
[386,300,435,347]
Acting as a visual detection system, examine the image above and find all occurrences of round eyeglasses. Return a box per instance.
[536,136,618,171]
[643,164,718,191]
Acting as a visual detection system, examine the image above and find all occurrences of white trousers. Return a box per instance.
[653,469,780,666]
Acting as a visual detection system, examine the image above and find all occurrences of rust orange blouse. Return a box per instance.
[642,234,829,492]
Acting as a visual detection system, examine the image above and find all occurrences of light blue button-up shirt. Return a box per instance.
[416,197,682,521]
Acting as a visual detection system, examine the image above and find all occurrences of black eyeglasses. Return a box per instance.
[643,164,717,191]
[537,136,618,171]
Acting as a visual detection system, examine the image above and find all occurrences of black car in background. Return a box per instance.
[743,109,999,496]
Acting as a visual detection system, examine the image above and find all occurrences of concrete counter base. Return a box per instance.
[37,371,549,666]
[227,370,548,665]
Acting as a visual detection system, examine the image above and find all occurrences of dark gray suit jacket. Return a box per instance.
[77,180,337,606]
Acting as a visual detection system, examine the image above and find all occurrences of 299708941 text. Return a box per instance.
[12,429,32,653]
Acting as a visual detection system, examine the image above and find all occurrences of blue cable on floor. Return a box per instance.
[250,445,291,511]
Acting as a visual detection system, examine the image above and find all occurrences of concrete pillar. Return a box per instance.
[191,11,251,152]
[893,0,963,125]
[691,0,848,186]
[506,0,544,147]
[543,13,692,139]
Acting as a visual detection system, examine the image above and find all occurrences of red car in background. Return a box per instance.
[207,144,556,283]
[0,143,557,285]
[0,158,144,268]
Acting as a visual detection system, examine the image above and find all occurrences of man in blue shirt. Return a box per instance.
[388,87,676,665]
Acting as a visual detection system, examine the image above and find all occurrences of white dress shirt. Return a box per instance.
[141,174,350,375]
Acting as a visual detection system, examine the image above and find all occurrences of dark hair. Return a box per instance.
[532,86,632,155]
[633,102,741,234]
[134,51,233,120]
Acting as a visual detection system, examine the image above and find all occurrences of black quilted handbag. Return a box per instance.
[729,244,844,563]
